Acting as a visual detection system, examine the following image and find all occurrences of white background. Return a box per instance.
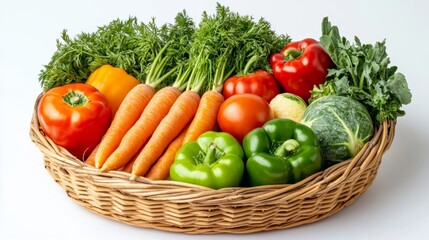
[1,0,428,239]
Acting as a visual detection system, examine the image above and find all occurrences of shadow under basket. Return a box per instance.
[30,96,396,234]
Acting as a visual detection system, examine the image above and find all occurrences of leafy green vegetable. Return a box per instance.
[310,17,412,124]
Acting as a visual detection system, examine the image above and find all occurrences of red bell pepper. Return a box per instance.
[37,83,112,160]
[270,38,334,102]
[222,70,280,102]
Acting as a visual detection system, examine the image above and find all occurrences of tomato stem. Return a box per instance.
[62,91,89,107]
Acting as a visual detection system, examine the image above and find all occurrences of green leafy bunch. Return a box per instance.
[311,17,412,124]
[185,3,290,92]
[38,13,196,91]
[39,17,166,90]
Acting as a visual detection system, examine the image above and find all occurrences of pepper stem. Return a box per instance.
[203,143,218,165]
[283,48,303,61]
[274,139,300,157]
[62,91,89,107]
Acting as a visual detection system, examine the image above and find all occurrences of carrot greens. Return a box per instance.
[39,4,288,93]
[39,18,164,90]
[182,3,290,93]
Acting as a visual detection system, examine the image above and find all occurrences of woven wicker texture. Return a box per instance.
[30,96,395,234]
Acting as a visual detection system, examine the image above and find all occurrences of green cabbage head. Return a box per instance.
[301,96,374,165]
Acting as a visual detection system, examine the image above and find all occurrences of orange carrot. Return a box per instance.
[122,157,135,173]
[84,143,99,167]
[143,91,223,179]
[130,90,200,179]
[145,126,188,180]
[121,139,147,173]
[100,86,181,172]
[94,84,155,168]
[182,90,224,143]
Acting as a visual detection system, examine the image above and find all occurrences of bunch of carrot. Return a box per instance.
[85,83,224,180]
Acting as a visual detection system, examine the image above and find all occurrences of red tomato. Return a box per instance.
[217,94,273,142]
[37,83,112,160]
[222,70,280,102]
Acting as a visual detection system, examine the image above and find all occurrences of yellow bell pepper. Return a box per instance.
[86,65,140,115]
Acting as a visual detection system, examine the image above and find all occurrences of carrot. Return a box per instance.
[94,84,155,168]
[145,126,188,180]
[143,91,223,179]
[84,143,99,167]
[130,90,200,179]
[100,86,181,172]
[182,90,224,143]
[120,139,148,173]
[144,90,224,179]
[122,157,135,173]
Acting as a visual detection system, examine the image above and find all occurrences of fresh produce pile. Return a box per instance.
[37,4,411,189]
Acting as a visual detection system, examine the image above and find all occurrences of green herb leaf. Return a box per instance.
[387,72,412,105]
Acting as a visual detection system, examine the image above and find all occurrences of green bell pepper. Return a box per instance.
[170,131,244,189]
[243,118,323,186]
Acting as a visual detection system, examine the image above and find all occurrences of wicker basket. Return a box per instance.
[30,94,396,234]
